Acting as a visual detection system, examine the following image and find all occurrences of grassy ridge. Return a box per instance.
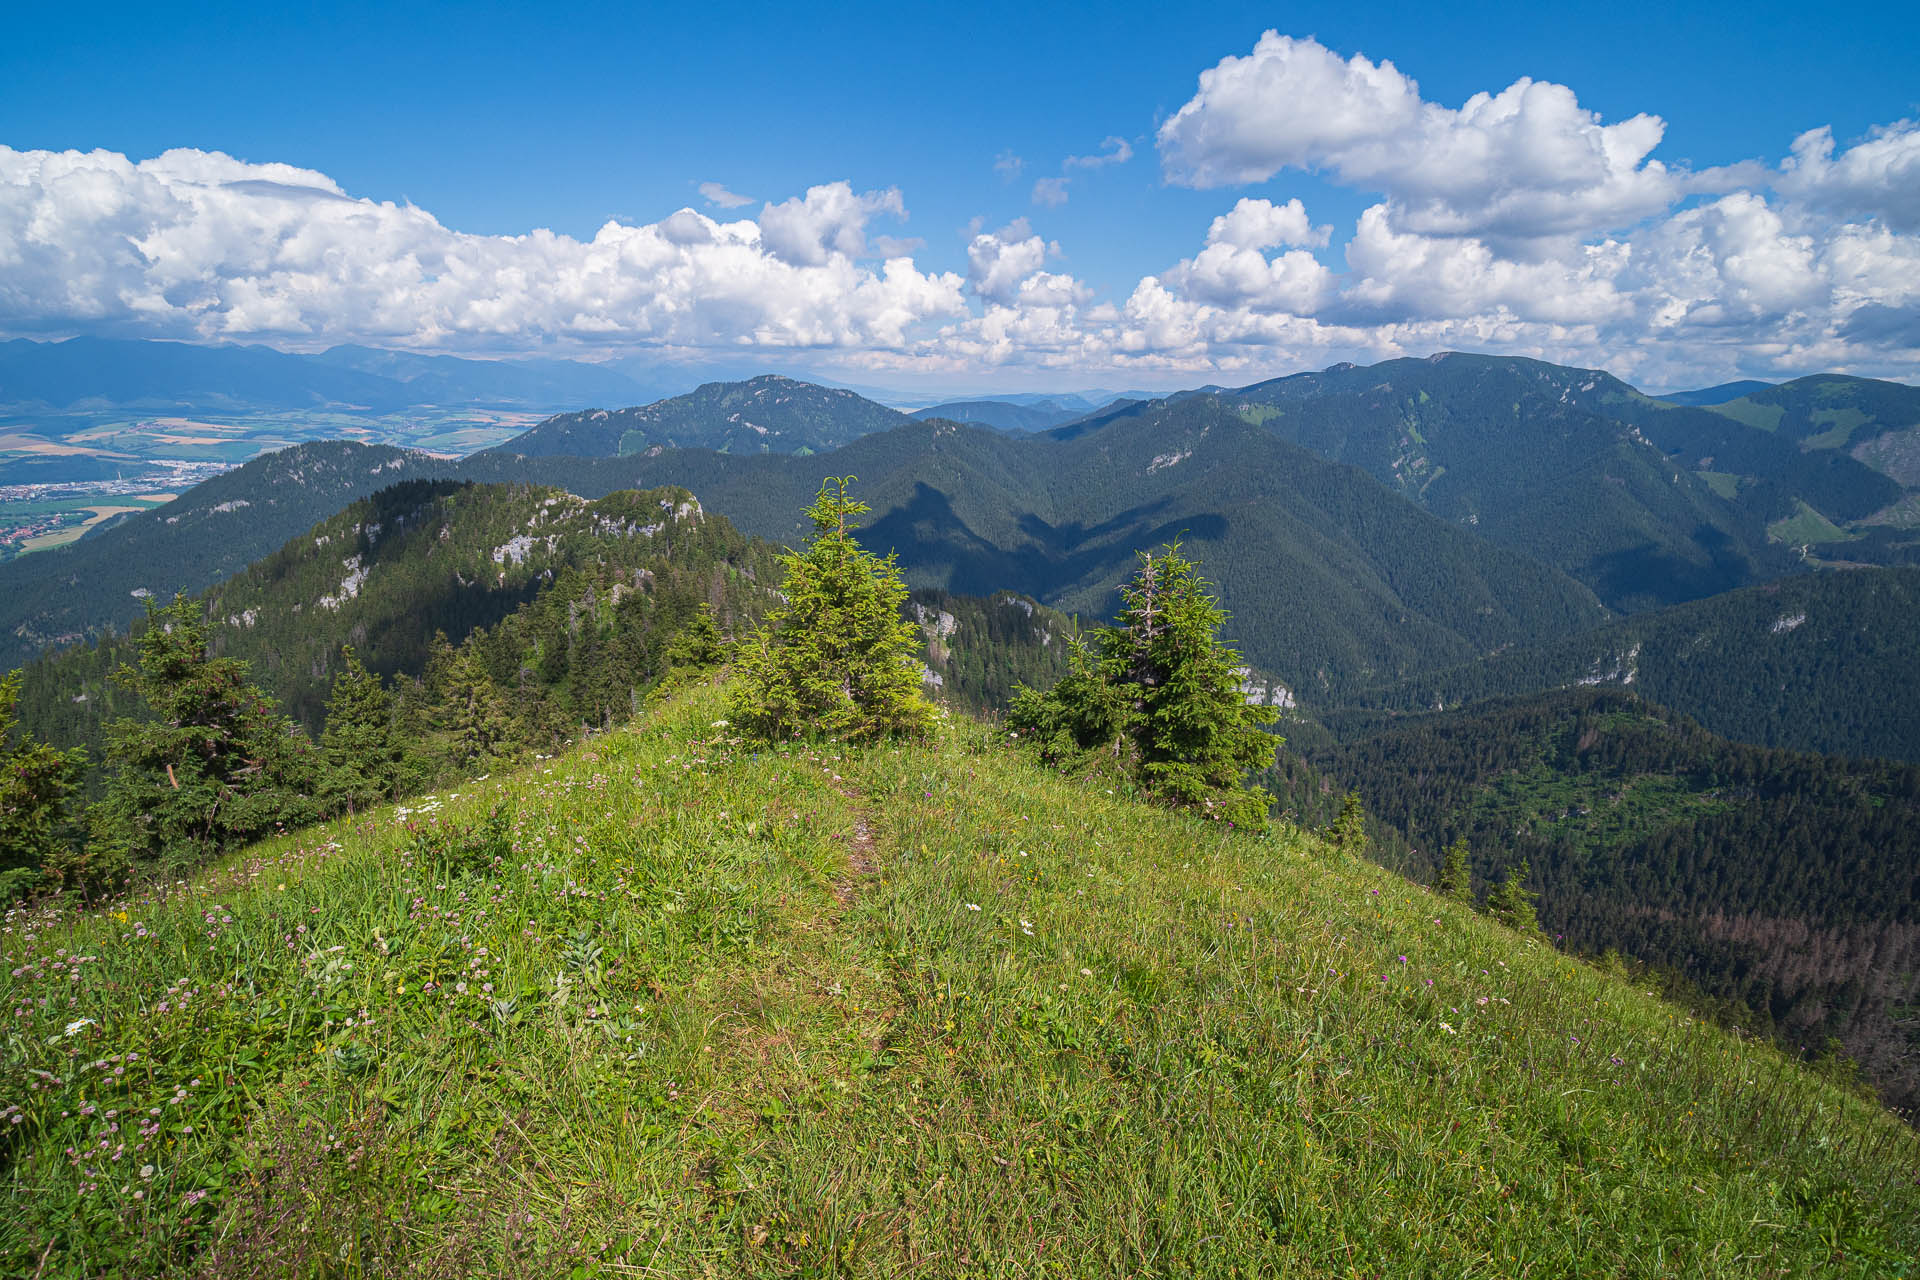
[4,686,1917,1275]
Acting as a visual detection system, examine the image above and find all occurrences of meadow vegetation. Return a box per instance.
[3,682,1917,1276]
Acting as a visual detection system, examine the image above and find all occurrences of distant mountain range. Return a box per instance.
[907,395,1141,432]
[1348,565,1920,763]
[908,399,1093,432]
[0,336,672,412]
[462,397,1610,702]
[1655,379,1775,406]
[483,374,912,457]
[7,353,1918,754]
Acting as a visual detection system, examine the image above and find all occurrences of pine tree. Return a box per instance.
[89,596,318,882]
[319,646,408,814]
[1486,860,1540,933]
[662,603,729,674]
[1329,790,1368,854]
[1006,632,1127,764]
[1437,837,1473,904]
[1009,544,1277,828]
[731,477,935,742]
[1104,547,1278,825]
[1,668,86,899]
[441,646,518,766]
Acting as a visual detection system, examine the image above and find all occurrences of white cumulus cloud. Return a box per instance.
[1778,121,1920,233]
[1157,32,1688,244]
[0,147,964,354]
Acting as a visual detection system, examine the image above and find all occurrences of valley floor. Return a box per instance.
[3,686,1917,1276]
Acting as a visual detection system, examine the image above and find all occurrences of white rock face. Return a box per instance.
[1234,667,1296,709]
[1577,642,1641,686]
[1772,613,1808,634]
[318,555,369,610]
[913,603,958,638]
[492,534,537,566]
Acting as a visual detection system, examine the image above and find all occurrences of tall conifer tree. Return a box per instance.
[319,646,407,813]
[1,669,85,897]
[90,596,316,878]
[731,477,935,742]
[1010,544,1277,828]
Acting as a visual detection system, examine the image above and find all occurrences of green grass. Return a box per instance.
[1707,400,1785,432]
[4,685,1918,1276]
[1695,470,1743,500]
[1768,499,1857,545]
[1804,409,1870,451]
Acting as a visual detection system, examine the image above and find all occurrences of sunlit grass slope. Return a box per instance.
[4,686,1917,1276]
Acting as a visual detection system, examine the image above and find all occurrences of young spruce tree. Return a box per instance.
[1010,544,1277,828]
[1437,837,1474,904]
[441,646,518,766]
[1486,860,1541,933]
[731,477,935,742]
[319,646,409,813]
[1328,790,1369,855]
[1,668,85,899]
[89,595,317,882]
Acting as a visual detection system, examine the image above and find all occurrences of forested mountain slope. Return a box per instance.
[13,480,1079,785]
[13,481,779,770]
[3,685,1914,1274]
[485,374,911,458]
[468,397,1609,702]
[1350,566,1920,762]
[1286,686,1920,1113]
[1587,370,1920,567]
[1229,353,1805,611]
[0,441,452,667]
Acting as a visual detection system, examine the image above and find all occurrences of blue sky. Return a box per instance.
[3,1,1918,392]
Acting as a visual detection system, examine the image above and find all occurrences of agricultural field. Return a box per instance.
[0,409,540,560]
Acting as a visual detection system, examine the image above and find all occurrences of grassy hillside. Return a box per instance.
[1351,566,1920,763]
[3,684,1916,1276]
[1293,686,1920,1113]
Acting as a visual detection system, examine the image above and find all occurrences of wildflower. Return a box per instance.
[1079,968,1092,976]
[1438,1021,1457,1035]
[965,903,981,912]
